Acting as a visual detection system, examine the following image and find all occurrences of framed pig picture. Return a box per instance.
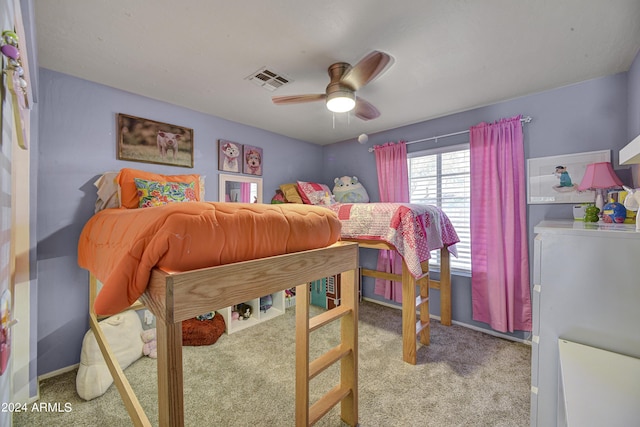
[117,113,194,168]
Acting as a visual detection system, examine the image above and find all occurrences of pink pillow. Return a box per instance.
[296,181,331,205]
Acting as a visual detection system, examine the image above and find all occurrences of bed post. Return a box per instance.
[295,282,311,426]
[339,267,358,426]
[439,247,452,326]
[153,275,185,427]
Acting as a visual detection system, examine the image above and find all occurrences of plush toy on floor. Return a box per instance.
[140,328,157,359]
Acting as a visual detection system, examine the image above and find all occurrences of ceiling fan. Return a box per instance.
[272,50,393,121]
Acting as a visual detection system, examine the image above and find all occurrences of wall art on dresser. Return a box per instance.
[117,113,194,168]
[218,140,243,173]
[243,145,263,176]
[527,150,610,204]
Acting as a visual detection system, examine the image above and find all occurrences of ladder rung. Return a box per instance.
[309,344,352,380]
[309,305,351,333]
[415,296,429,308]
[309,384,352,425]
[415,319,430,335]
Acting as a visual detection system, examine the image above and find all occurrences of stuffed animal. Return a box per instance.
[196,312,215,321]
[623,186,640,231]
[271,189,286,204]
[234,303,252,320]
[140,328,157,359]
[333,176,370,203]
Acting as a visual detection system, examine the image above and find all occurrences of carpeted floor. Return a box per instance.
[15,301,531,426]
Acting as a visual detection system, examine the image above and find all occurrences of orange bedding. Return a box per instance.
[78,202,341,315]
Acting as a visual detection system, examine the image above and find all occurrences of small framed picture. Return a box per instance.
[527,150,611,204]
[243,145,263,176]
[117,113,194,168]
[218,140,243,173]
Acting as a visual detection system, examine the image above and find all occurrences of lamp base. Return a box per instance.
[595,192,604,211]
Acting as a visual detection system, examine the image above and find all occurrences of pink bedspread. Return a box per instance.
[327,203,459,278]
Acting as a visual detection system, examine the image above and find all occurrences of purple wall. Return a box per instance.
[36,69,324,374]
[627,49,640,186]
[323,71,631,339]
[629,49,640,141]
[37,48,639,373]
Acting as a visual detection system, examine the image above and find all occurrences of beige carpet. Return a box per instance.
[15,301,531,426]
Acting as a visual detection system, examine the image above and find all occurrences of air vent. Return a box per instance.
[246,67,293,92]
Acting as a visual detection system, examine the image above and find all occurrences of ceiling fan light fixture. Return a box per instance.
[326,91,356,113]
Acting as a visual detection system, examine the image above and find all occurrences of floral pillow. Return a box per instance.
[134,178,198,208]
[118,168,202,209]
[296,181,333,205]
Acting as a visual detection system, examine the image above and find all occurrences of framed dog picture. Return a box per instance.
[218,140,243,173]
[117,113,194,168]
[243,145,263,176]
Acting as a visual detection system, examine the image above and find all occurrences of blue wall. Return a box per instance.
[36,69,324,374]
[322,71,632,339]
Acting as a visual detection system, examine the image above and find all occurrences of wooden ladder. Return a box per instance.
[295,267,359,426]
[402,260,430,365]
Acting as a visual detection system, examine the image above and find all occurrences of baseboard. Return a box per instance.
[38,363,79,381]
[450,320,531,345]
[362,297,402,311]
[362,297,531,345]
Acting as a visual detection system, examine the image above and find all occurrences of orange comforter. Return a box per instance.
[78,202,341,315]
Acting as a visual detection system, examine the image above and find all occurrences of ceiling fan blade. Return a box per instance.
[354,97,380,121]
[272,94,326,105]
[341,51,393,91]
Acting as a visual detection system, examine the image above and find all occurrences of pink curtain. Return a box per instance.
[470,115,532,332]
[373,141,409,302]
[240,183,251,203]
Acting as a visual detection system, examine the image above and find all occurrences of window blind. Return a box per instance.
[408,144,471,272]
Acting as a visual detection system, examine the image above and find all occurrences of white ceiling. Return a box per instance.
[33,0,640,145]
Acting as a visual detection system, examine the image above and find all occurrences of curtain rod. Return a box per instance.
[367,115,532,152]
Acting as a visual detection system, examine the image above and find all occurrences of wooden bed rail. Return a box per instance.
[88,241,359,426]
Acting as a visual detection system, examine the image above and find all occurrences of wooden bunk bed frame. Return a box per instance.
[88,241,360,427]
[343,239,451,365]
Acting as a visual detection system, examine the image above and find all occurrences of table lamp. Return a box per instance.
[577,162,623,211]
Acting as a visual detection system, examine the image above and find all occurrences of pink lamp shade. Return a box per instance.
[577,162,623,191]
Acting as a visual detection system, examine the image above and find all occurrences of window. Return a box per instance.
[408,144,471,273]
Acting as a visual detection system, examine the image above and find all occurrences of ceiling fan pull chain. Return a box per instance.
[332,112,335,129]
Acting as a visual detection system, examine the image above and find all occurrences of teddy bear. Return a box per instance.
[333,176,370,203]
[140,328,157,359]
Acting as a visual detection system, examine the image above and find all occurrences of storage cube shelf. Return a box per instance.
[218,291,286,334]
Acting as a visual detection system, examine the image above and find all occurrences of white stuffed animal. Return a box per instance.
[623,186,640,231]
[333,176,370,203]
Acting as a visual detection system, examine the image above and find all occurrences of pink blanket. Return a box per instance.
[327,203,459,278]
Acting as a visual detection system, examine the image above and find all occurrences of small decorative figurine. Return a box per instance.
[584,205,600,222]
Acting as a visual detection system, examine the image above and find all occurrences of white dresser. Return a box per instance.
[531,220,640,427]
